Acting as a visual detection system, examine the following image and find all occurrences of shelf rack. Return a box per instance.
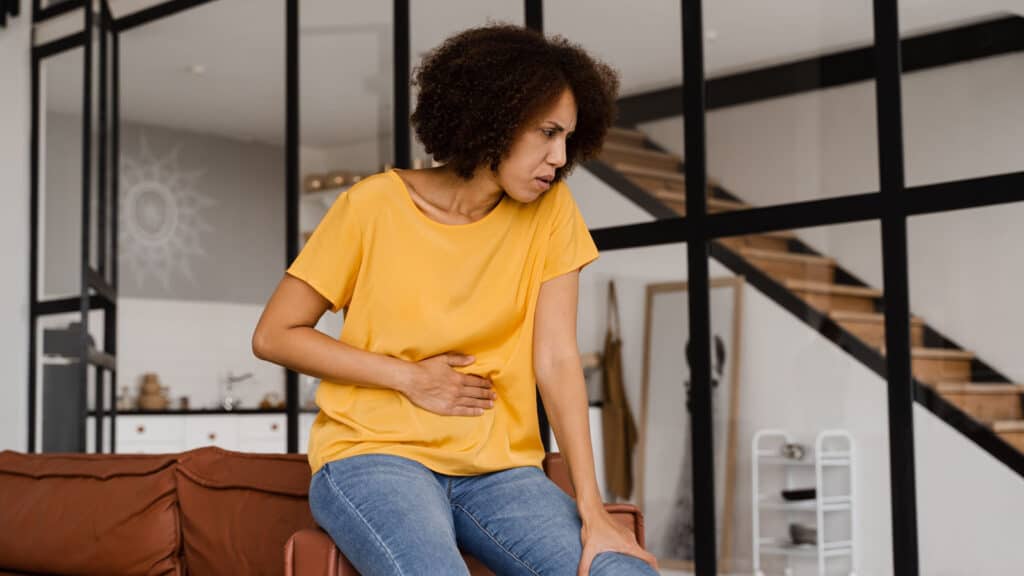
[752,429,858,576]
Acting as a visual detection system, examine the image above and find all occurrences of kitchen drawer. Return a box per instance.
[185,416,239,451]
[238,414,286,440]
[116,415,186,445]
[116,442,186,454]
[238,438,287,454]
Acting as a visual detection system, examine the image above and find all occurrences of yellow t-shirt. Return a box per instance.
[287,169,599,475]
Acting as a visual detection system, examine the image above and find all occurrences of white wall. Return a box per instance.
[641,53,1024,384]
[0,14,32,451]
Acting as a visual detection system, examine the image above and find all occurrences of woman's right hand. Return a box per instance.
[403,353,497,416]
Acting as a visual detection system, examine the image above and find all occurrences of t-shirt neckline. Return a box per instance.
[388,168,509,230]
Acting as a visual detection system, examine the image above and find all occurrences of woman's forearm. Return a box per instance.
[536,358,605,520]
[253,326,414,394]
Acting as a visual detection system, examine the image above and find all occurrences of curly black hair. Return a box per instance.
[410,24,620,183]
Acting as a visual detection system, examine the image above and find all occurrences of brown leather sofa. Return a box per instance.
[0,447,644,575]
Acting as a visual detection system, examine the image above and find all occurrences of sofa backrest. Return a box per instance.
[0,451,183,575]
[175,447,317,576]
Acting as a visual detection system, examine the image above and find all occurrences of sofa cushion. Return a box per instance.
[0,451,182,576]
[175,447,317,576]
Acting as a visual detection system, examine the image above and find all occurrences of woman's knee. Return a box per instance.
[589,551,660,576]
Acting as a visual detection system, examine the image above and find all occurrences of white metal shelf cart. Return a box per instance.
[752,429,857,576]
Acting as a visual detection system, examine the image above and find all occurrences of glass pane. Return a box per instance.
[908,203,1024,574]
[899,4,1024,187]
[570,241,689,507]
[715,221,886,576]
[40,46,84,301]
[298,0,394,412]
[650,2,879,213]
[118,0,286,418]
[547,1,684,227]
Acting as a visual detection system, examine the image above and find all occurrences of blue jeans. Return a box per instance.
[309,453,659,576]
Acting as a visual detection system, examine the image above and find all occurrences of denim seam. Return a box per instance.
[323,464,406,576]
[452,503,542,576]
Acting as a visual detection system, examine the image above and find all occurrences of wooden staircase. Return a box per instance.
[599,126,1024,454]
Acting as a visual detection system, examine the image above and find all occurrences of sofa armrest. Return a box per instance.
[603,503,645,549]
[284,528,357,576]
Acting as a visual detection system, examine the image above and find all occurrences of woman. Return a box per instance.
[253,24,659,576]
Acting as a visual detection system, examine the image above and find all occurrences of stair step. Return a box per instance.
[885,347,975,384]
[993,421,1024,452]
[599,142,680,172]
[605,126,647,147]
[738,248,836,284]
[785,280,882,314]
[933,383,1024,424]
[829,311,925,348]
[718,231,796,252]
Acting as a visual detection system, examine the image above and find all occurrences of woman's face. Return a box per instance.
[495,88,577,204]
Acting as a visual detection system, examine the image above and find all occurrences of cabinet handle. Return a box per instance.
[136,425,145,434]
[271,423,279,431]
[208,433,217,441]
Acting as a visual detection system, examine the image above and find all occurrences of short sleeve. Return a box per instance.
[286,190,363,313]
[541,182,600,283]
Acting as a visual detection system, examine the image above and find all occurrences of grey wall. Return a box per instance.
[43,112,286,305]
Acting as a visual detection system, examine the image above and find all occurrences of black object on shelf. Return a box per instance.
[789,522,817,546]
[781,487,816,501]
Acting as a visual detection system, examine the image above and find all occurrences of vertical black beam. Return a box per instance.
[523,0,551,453]
[525,0,542,31]
[285,0,299,453]
[80,0,92,453]
[393,0,410,169]
[28,49,39,453]
[95,1,107,453]
[873,1,920,574]
[109,18,120,453]
[682,0,717,574]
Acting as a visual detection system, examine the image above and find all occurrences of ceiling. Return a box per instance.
[41,0,1022,148]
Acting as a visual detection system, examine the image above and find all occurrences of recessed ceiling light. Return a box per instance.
[189,64,207,76]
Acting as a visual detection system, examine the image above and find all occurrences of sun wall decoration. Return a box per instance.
[120,134,215,291]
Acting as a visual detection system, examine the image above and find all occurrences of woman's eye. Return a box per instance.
[542,129,555,138]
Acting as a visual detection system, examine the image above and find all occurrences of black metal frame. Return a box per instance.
[617,14,1024,126]
[30,0,119,454]
[27,1,1024,573]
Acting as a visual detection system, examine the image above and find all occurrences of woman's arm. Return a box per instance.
[535,271,657,573]
[533,270,604,519]
[252,274,415,393]
[254,274,496,416]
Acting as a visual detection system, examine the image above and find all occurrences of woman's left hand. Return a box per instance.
[577,508,659,575]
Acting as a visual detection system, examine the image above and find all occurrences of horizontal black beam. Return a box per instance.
[706,192,884,238]
[33,294,108,316]
[33,0,81,23]
[591,218,689,252]
[903,171,1024,217]
[33,30,85,58]
[112,0,217,32]
[589,170,1024,249]
[617,14,1024,124]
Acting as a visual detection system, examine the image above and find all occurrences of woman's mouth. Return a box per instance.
[534,177,551,191]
